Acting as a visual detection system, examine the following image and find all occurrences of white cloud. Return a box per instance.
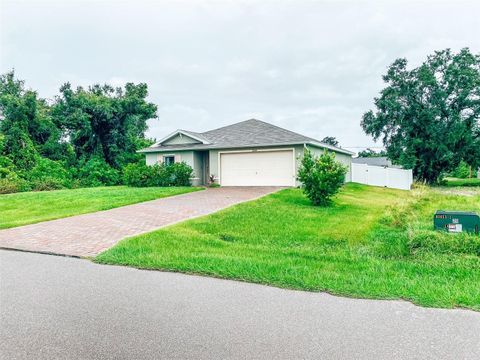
[1,0,479,151]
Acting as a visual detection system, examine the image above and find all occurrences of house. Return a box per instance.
[139,119,354,186]
[352,156,403,169]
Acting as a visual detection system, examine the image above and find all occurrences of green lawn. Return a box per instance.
[0,186,201,229]
[444,177,480,187]
[97,183,480,310]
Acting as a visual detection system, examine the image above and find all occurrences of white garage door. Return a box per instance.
[220,150,295,186]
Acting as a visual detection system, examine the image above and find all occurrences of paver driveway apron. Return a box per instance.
[0,187,281,257]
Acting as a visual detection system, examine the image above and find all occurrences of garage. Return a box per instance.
[219,150,295,186]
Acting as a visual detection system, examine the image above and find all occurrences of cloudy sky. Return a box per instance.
[1,0,479,152]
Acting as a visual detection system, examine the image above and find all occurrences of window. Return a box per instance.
[163,155,175,166]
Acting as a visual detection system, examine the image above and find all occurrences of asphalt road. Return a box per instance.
[1,250,479,360]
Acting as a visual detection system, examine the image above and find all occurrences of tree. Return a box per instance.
[0,71,70,170]
[361,48,480,183]
[357,148,387,158]
[297,149,347,206]
[0,71,164,193]
[321,136,339,147]
[0,133,16,178]
[450,160,477,179]
[0,71,39,170]
[52,82,157,168]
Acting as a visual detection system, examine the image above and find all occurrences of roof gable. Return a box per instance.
[156,130,211,146]
[161,133,201,146]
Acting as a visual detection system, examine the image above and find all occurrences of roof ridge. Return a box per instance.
[201,118,311,139]
[180,129,203,136]
[200,118,258,135]
[251,119,317,141]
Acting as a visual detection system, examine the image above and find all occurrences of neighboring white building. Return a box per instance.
[352,156,403,169]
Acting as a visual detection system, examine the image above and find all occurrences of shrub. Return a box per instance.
[208,174,220,187]
[450,161,473,179]
[78,157,120,186]
[0,175,32,194]
[0,155,16,178]
[444,178,480,187]
[123,161,193,187]
[0,178,20,194]
[166,162,193,186]
[123,162,156,187]
[297,149,347,206]
[26,157,72,187]
[0,157,73,193]
[31,177,65,191]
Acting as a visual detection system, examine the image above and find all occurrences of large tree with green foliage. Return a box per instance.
[320,136,339,147]
[357,148,387,158]
[53,82,157,168]
[361,48,480,183]
[0,71,69,171]
[0,71,160,193]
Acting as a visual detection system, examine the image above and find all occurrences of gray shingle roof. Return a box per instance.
[177,130,211,144]
[200,119,316,146]
[140,119,353,155]
[352,157,403,169]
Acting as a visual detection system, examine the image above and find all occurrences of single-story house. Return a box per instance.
[352,156,404,169]
[139,119,354,186]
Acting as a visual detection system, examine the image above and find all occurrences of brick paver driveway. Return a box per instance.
[0,187,281,257]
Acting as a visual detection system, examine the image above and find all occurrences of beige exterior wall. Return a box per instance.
[145,153,158,166]
[145,151,194,166]
[145,144,352,187]
[303,145,352,182]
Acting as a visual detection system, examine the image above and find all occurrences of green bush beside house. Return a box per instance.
[297,149,347,206]
[123,161,194,187]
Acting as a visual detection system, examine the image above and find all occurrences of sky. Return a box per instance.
[1,0,480,152]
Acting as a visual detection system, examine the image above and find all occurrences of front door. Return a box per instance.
[203,151,210,185]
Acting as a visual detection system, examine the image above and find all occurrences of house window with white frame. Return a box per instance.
[163,155,175,165]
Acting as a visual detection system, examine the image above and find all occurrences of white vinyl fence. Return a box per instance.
[351,163,413,190]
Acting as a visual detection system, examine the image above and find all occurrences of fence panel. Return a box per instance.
[351,163,412,190]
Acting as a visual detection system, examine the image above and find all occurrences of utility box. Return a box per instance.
[434,211,479,235]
